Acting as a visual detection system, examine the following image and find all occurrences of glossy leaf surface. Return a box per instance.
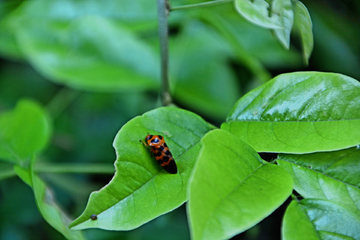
[277,147,360,214]
[222,72,360,153]
[0,99,51,164]
[70,107,210,230]
[188,130,293,240]
[282,199,360,240]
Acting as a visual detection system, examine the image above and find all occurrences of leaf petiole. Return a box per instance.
[170,0,233,11]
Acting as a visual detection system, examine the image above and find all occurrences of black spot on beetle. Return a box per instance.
[163,156,170,162]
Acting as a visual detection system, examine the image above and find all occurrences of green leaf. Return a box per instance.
[32,173,85,240]
[277,147,360,214]
[13,165,32,186]
[234,0,282,29]
[70,107,211,230]
[282,200,319,240]
[188,129,293,240]
[222,72,360,153]
[198,4,301,80]
[282,199,360,240]
[171,21,240,120]
[0,17,23,59]
[271,0,294,49]
[0,0,24,59]
[7,0,159,92]
[293,1,313,64]
[0,99,51,164]
[14,165,85,240]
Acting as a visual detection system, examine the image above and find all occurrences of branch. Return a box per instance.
[157,0,172,106]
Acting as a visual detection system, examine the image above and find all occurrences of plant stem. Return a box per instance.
[157,0,172,106]
[34,163,114,174]
[0,168,17,180]
[46,88,80,120]
[170,0,233,11]
[291,193,299,201]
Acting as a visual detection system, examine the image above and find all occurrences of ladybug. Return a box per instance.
[140,134,178,174]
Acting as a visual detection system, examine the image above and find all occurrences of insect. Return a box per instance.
[140,134,178,174]
[90,214,97,220]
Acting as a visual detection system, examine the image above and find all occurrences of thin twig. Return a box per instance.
[170,0,233,11]
[157,0,172,106]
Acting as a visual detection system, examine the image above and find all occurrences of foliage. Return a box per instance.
[0,0,359,240]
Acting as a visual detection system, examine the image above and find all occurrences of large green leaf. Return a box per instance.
[293,1,313,64]
[188,129,293,240]
[0,99,51,164]
[282,199,360,240]
[4,0,159,92]
[70,107,211,230]
[277,147,360,214]
[222,72,360,153]
[171,21,240,120]
[14,165,85,240]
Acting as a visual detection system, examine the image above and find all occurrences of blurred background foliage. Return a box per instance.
[0,0,359,239]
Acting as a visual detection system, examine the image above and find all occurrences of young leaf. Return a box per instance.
[222,72,360,153]
[277,147,360,214]
[188,129,293,240]
[14,165,85,240]
[293,1,313,64]
[0,99,51,164]
[282,199,360,240]
[271,0,294,49]
[70,107,211,230]
[234,0,282,29]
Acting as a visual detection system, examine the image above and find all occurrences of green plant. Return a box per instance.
[0,0,359,240]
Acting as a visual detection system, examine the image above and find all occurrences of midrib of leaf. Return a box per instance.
[296,199,322,240]
[281,159,359,189]
[281,159,360,214]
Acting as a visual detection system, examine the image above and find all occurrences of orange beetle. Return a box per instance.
[141,134,177,174]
